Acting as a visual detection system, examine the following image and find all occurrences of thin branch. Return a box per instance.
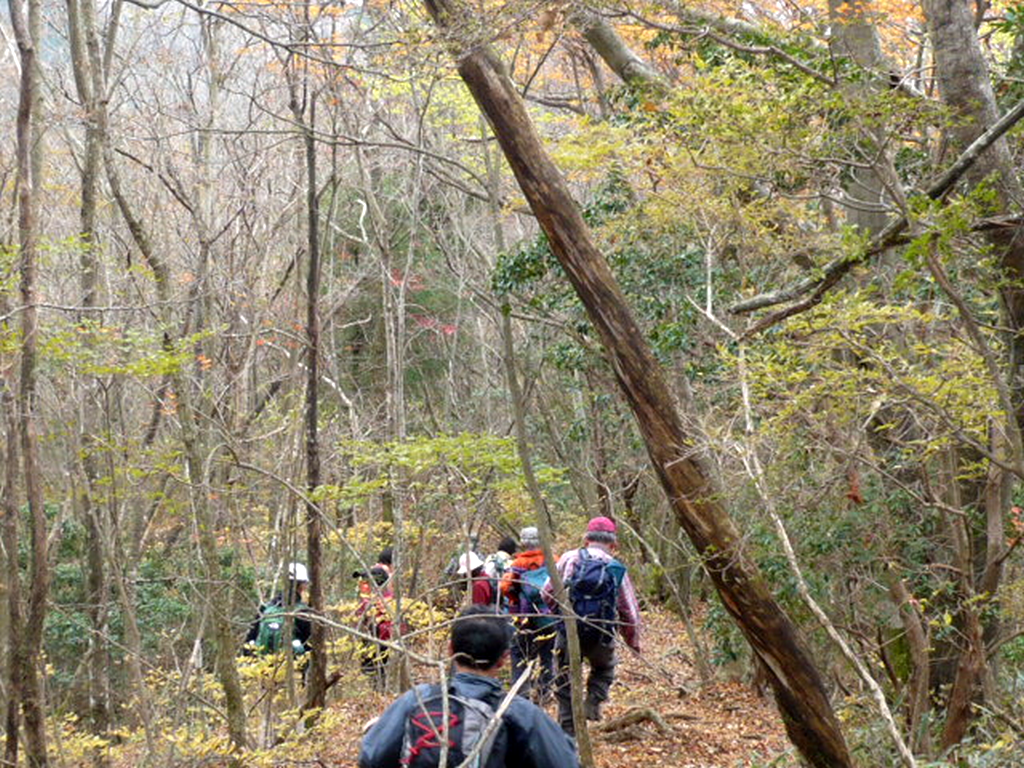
[730,98,1024,326]
[621,11,834,86]
[924,242,1024,478]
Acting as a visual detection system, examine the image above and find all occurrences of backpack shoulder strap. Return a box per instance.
[572,548,590,574]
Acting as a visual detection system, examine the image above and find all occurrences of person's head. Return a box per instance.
[518,526,540,550]
[497,535,517,556]
[287,561,308,601]
[457,551,484,577]
[377,547,393,567]
[584,516,617,549]
[450,606,512,674]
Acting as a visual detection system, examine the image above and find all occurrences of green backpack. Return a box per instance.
[256,603,307,653]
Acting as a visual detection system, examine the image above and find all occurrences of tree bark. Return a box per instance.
[291,67,328,711]
[95,20,247,745]
[501,307,596,767]
[66,0,110,741]
[422,5,853,765]
[571,7,666,94]
[11,0,49,760]
[827,0,900,235]
[484,129,594,759]
[888,575,931,755]
[2,383,24,768]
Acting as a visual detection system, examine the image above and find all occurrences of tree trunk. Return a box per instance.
[422,6,853,765]
[96,25,247,745]
[483,127,594,757]
[2,383,23,768]
[293,76,328,712]
[888,575,931,755]
[66,0,110,741]
[571,7,666,93]
[827,0,900,235]
[501,306,596,767]
[11,0,49,761]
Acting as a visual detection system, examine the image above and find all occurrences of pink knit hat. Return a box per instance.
[586,516,617,534]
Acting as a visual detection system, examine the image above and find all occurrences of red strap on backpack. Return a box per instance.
[403,711,460,764]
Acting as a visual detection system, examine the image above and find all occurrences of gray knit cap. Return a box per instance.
[519,526,540,547]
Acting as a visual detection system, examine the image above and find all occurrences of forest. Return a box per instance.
[1,0,1023,765]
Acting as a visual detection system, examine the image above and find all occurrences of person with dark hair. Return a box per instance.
[377,547,394,568]
[484,536,517,578]
[497,536,517,557]
[354,558,396,689]
[543,516,641,736]
[358,606,578,768]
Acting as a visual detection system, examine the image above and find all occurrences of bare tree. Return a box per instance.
[9,0,50,760]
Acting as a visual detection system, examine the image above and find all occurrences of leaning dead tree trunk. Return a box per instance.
[422,4,853,766]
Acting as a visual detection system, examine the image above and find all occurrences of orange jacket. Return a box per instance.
[500,548,549,600]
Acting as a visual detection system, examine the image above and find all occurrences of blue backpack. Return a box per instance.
[518,565,556,628]
[566,549,624,645]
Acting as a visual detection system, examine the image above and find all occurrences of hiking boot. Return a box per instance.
[584,700,602,722]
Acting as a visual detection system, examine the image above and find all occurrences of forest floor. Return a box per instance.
[320,606,793,767]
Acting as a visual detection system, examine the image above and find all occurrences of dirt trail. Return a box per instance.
[321,607,791,767]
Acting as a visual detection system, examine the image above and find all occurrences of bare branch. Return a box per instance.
[730,98,1024,327]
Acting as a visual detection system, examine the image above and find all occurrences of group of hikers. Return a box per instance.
[246,516,643,766]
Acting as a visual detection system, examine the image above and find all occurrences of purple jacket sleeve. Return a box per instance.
[616,571,641,653]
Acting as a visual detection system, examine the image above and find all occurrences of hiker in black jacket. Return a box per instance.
[243,561,312,654]
[358,606,579,768]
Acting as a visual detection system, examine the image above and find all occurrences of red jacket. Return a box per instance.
[470,576,494,606]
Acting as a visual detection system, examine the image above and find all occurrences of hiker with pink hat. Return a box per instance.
[542,516,641,736]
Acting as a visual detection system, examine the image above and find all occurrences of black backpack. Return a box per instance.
[399,683,504,768]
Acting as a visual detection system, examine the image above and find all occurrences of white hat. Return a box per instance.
[457,552,484,575]
[288,562,309,582]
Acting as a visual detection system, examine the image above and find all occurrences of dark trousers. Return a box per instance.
[553,631,616,735]
[359,641,389,691]
[510,623,556,702]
